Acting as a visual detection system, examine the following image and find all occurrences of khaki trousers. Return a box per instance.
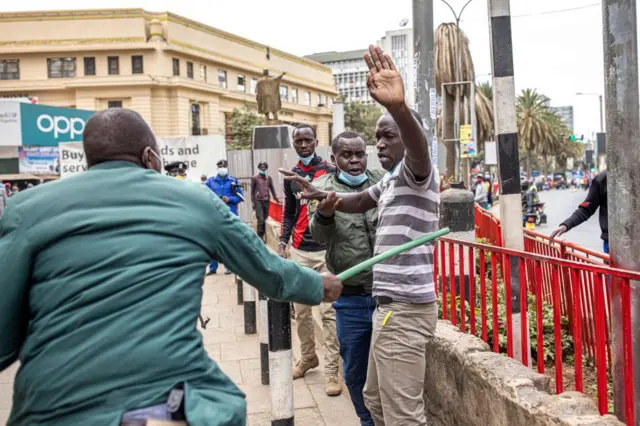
[289,247,340,376]
[363,301,438,426]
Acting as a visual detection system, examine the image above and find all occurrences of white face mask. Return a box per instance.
[217,167,228,177]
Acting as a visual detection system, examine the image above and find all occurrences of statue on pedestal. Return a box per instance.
[256,69,286,121]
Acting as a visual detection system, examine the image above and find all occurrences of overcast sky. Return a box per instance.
[1,0,630,139]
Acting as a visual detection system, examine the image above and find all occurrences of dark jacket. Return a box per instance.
[561,171,608,242]
[250,174,277,203]
[280,155,335,252]
[308,169,386,295]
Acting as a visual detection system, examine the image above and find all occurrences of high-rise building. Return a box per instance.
[305,28,415,107]
[550,106,575,132]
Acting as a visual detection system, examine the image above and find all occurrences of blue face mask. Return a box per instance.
[298,154,314,166]
[337,168,368,187]
[258,169,267,175]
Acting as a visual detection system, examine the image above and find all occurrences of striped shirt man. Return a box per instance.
[368,160,440,304]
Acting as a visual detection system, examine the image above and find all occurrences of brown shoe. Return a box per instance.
[325,375,342,396]
[292,356,319,379]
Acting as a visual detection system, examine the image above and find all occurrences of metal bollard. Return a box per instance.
[268,299,294,426]
[236,275,243,306]
[259,292,269,385]
[243,281,257,335]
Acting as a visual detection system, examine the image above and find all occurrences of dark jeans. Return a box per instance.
[255,200,270,238]
[604,241,609,254]
[333,294,376,426]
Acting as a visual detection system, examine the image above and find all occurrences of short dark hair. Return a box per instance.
[292,123,316,139]
[331,131,365,153]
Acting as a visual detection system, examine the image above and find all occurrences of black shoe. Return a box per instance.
[224,270,232,275]
[207,270,217,276]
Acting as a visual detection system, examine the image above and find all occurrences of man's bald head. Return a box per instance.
[83,108,159,169]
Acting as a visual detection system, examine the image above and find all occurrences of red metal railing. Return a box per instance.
[475,205,612,365]
[433,238,636,424]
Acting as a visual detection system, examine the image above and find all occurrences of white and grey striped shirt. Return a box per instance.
[368,160,440,304]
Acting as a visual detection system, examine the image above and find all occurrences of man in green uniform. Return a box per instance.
[0,108,342,426]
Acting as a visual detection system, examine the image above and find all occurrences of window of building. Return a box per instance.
[280,85,288,101]
[108,56,119,75]
[237,75,245,91]
[108,100,123,108]
[0,59,19,80]
[250,78,258,94]
[83,57,96,76]
[218,70,227,89]
[291,88,298,104]
[47,57,76,78]
[172,58,180,76]
[317,94,322,106]
[200,65,207,81]
[187,62,194,79]
[132,56,144,74]
[304,91,311,105]
[191,104,201,136]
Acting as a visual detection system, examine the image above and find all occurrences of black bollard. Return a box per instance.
[268,299,293,426]
[243,281,257,335]
[236,275,243,306]
[259,292,270,385]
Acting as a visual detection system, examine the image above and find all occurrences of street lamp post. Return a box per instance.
[441,0,473,185]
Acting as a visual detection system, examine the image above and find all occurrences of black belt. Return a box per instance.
[374,296,394,305]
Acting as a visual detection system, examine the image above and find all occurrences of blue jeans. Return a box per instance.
[333,295,376,426]
[604,241,609,254]
[209,260,218,273]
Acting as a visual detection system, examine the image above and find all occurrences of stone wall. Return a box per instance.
[425,321,622,426]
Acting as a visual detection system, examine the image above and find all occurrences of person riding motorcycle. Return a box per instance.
[521,180,537,214]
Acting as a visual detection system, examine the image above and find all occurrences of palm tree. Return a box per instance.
[516,89,550,177]
[435,23,475,179]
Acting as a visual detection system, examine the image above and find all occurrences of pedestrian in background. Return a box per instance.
[474,174,489,209]
[205,159,245,275]
[250,161,280,242]
[278,124,342,396]
[0,181,7,217]
[309,131,385,424]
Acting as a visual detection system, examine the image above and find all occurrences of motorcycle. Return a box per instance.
[522,202,547,229]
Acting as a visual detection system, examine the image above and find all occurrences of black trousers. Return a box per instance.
[255,200,270,238]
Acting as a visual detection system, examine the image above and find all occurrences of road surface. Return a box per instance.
[493,189,604,253]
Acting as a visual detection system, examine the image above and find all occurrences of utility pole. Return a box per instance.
[412,0,440,169]
[602,0,640,423]
[487,0,528,363]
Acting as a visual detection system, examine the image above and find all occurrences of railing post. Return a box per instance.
[559,243,574,330]
[259,292,270,385]
[268,299,294,425]
[243,281,257,335]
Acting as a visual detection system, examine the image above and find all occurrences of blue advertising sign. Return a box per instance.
[18,146,60,174]
[19,103,95,146]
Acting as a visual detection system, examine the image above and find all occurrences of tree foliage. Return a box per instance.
[227,104,264,150]
[343,101,381,145]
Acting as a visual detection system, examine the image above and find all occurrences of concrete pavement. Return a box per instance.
[0,273,360,426]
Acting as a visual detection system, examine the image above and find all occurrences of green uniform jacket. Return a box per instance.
[0,161,323,426]
[308,169,385,294]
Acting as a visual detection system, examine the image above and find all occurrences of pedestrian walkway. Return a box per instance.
[0,273,360,426]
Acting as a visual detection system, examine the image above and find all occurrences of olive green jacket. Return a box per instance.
[0,161,323,426]
[308,169,385,295]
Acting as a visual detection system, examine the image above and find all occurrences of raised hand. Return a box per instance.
[278,168,328,201]
[364,45,405,109]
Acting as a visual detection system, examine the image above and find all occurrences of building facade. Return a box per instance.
[0,9,338,148]
[305,28,415,107]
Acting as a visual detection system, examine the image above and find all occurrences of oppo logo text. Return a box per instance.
[36,114,86,140]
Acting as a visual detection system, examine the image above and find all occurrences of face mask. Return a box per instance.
[337,168,368,187]
[218,168,228,177]
[298,154,314,166]
[258,169,267,175]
